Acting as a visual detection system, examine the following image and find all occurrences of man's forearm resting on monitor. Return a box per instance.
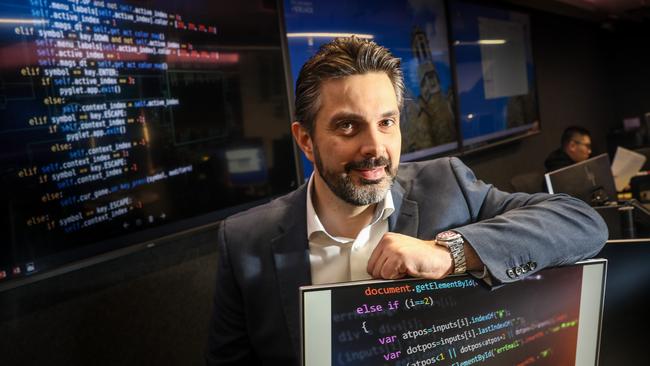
[366,232,484,280]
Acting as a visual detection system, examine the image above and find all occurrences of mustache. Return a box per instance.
[345,156,392,173]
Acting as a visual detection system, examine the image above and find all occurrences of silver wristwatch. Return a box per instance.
[435,230,467,274]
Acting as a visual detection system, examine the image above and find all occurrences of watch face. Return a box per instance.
[437,230,460,241]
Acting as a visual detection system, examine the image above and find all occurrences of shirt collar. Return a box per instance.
[306,173,395,242]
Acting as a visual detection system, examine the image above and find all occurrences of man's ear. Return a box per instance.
[291,121,315,163]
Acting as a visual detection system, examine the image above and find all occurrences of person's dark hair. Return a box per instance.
[294,37,404,134]
[561,126,591,148]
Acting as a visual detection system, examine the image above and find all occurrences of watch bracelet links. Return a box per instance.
[448,236,467,274]
[436,231,467,274]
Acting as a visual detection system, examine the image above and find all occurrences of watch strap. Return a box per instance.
[436,231,467,274]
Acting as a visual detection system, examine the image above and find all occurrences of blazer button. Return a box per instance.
[506,268,515,278]
[520,264,528,273]
[529,261,537,271]
[515,266,523,276]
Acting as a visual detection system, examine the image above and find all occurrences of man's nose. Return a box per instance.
[359,128,388,158]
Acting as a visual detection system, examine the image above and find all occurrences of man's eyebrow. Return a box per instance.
[328,112,363,124]
[328,110,399,124]
[380,110,399,118]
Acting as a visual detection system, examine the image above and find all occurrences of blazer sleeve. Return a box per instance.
[447,157,608,284]
[206,220,255,365]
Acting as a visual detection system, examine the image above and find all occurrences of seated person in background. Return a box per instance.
[545,126,593,172]
[206,38,608,365]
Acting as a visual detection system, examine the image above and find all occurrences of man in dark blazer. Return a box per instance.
[206,38,607,365]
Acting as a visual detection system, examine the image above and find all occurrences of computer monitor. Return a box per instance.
[301,260,606,366]
[0,0,298,290]
[545,154,617,206]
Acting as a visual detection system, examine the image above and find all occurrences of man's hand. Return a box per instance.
[366,232,454,280]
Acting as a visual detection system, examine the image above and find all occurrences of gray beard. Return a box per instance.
[313,146,395,206]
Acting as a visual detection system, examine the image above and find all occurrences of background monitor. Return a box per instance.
[544,153,617,206]
[448,0,541,153]
[301,260,606,366]
[282,0,458,179]
[0,0,298,290]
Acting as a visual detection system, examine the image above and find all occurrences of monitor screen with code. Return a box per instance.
[301,260,606,366]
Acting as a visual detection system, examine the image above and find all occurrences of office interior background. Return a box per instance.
[1,0,649,364]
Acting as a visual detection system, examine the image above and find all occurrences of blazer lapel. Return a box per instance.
[389,181,419,236]
[270,185,311,358]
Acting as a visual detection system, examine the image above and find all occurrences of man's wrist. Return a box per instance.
[435,230,467,274]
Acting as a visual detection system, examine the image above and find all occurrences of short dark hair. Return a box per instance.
[294,37,404,134]
[561,126,591,148]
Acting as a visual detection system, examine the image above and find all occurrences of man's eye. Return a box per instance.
[338,121,354,132]
[380,119,395,127]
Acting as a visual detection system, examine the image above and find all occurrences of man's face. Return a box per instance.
[566,134,592,163]
[298,72,401,206]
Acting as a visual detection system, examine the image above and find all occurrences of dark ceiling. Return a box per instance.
[553,0,650,21]
[505,0,650,22]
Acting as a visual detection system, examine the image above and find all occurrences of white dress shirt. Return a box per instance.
[306,175,394,285]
